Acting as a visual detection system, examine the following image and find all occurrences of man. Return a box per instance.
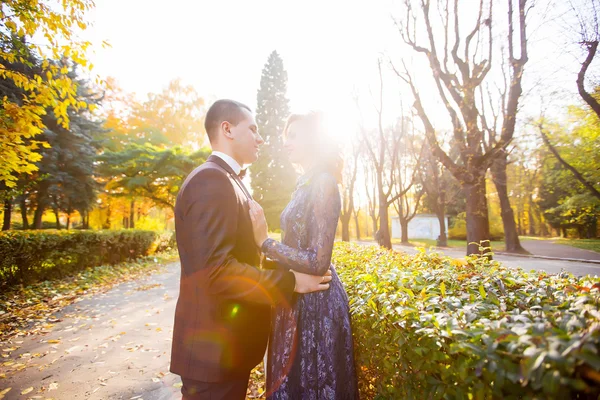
[170,99,332,399]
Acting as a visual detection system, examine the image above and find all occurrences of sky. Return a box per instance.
[81,0,598,141]
[83,0,398,138]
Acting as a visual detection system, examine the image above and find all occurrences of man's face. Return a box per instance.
[229,109,264,165]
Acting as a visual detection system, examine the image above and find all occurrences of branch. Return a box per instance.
[394,63,470,182]
[538,121,600,201]
[576,40,600,119]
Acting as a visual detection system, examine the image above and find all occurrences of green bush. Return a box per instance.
[333,242,600,399]
[0,229,160,286]
[152,230,177,254]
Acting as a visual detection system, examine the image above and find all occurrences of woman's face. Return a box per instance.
[284,120,314,165]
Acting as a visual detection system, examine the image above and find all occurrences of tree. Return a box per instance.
[363,159,379,239]
[419,142,451,246]
[96,144,209,211]
[535,109,600,237]
[127,79,206,148]
[395,0,530,255]
[340,139,361,241]
[251,51,297,229]
[568,0,600,120]
[391,118,423,244]
[28,65,104,229]
[537,102,600,202]
[360,60,414,249]
[0,0,94,187]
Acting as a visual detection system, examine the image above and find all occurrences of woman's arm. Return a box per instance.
[261,173,341,276]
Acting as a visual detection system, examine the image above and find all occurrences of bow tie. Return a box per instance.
[238,168,247,179]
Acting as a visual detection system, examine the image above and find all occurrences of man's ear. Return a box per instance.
[221,121,234,140]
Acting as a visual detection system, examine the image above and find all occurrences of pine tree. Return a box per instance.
[251,51,297,229]
[30,64,105,229]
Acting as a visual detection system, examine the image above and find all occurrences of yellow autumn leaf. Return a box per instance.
[21,387,33,395]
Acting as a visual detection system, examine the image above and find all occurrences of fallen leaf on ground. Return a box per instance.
[21,387,33,394]
[49,382,58,391]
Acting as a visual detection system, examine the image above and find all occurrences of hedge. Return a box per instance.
[333,242,600,399]
[0,229,175,286]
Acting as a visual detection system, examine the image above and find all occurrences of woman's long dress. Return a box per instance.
[260,169,359,400]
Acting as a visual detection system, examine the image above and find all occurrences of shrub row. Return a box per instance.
[333,242,600,399]
[0,229,174,286]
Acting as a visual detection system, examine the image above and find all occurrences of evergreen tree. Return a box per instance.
[251,51,296,229]
[29,64,105,229]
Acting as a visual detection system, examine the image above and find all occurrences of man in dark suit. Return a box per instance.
[170,99,332,399]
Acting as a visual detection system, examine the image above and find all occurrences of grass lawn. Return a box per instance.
[552,238,600,253]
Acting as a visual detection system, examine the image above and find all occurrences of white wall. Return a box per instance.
[391,215,449,240]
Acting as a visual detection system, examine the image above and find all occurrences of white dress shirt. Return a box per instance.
[211,151,242,176]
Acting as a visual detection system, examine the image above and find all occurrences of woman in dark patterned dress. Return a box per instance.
[248,112,359,399]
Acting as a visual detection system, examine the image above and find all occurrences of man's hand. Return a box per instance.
[291,269,332,293]
[248,200,269,248]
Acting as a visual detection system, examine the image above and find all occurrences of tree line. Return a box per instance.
[0,0,598,258]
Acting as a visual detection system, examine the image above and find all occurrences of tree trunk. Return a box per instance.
[378,194,392,249]
[491,156,526,253]
[2,199,12,231]
[33,182,50,229]
[340,214,351,242]
[464,173,491,256]
[528,195,536,236]
[130,199,135,229]
[103,203,111,230]
[371,216,377,240]
[66,214,71,230]
[561,227,567,238]
[354,210,361,240]
[436,210,447,247]
[33,205,45,229]
[399,217,409,244]
[19,197,29,230]
[53,207,61,229]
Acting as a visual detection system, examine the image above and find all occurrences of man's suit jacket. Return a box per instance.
[170,155,295,382]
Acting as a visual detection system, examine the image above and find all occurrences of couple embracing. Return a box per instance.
[170,99,359,399]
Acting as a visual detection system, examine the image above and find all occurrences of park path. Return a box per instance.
[519,240,600,261]
[2,243,600,400]
[0,262,183,400]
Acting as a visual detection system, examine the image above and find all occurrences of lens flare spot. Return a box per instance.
[231,304,240,318]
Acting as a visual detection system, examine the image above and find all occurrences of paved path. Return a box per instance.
[0,262,183,400]
[519,240,600,261]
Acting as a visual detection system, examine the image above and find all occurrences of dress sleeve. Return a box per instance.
[261,173,341,276]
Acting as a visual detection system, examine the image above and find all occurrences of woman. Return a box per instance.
[248,111,358,399]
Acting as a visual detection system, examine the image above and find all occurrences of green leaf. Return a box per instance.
[478,284,487,299]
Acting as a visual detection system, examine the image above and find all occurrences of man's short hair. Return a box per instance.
[204,99,251,143]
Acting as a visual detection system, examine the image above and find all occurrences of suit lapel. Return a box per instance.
[207,155,253,201]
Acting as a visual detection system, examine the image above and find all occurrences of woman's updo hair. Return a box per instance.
[283,111,343,184]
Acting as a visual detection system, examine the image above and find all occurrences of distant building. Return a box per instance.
[391,214,450,240]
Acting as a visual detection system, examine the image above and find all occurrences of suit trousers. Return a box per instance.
[181,373,250,400]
